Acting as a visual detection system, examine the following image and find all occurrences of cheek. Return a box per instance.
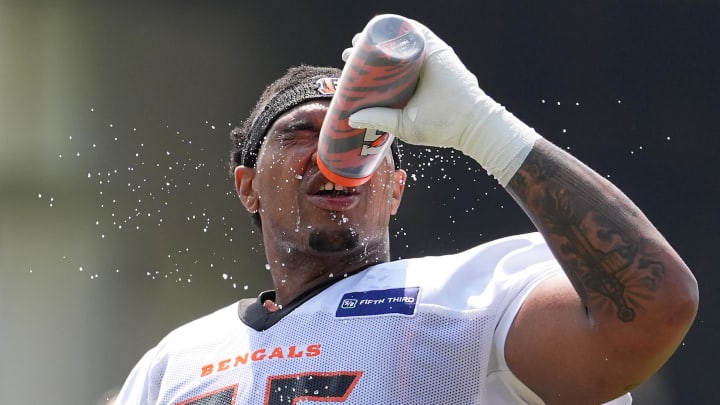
[367,172,398,208]
[255,145,303,187]
[258,175,293,201]
[254,167,297,212]
[258,148,312,180]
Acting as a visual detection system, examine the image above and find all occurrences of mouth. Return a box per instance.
[315,180,356,196]
[306,177,360,211]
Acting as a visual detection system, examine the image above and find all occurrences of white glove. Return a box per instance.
[344,19,541,186]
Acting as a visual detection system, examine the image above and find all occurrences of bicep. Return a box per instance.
[504,274,632,405]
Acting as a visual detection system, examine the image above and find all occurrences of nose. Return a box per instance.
[300,148,320,176]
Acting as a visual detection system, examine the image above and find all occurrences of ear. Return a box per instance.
[234,166,259,214]
[390,169,407,215]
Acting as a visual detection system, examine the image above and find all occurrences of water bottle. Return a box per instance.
[317,14,425,186]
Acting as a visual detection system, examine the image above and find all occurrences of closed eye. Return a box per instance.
[275,120,320,144]
[283,120,317,133]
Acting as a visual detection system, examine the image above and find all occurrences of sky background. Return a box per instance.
[1,1,718,404]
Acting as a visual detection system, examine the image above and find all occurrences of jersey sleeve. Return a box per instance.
[484,233,633,405]
[114,347,160,405]
[486,236,561,404]
[113,303,238,404]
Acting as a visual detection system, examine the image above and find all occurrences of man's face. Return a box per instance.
[235,100,406,256]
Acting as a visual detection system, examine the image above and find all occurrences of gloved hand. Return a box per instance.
[344,18,541,186]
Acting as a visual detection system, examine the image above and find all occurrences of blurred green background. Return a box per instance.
[1,1,718,404]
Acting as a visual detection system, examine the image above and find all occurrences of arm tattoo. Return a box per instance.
[508,141,665,322]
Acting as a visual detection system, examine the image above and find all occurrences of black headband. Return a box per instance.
[240,76,401,169]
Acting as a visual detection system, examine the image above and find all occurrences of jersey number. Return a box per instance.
[180,371,362,405]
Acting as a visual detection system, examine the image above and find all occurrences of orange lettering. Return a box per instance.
[306,344,321,357]
[201,343,322,376]
[217,358,231,372]
[234,353,249,366]
[251,348,266,361]
[287,345,303,358]
[200,364,213,377]
[268,347,285,360]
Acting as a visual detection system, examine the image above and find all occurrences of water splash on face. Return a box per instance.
[54,95,646,288]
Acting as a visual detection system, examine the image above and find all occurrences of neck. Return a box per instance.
[263,238,390,306]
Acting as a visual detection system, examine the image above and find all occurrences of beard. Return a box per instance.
[308,227,360,252]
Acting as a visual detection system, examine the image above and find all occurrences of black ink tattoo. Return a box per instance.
[509,142,666,322]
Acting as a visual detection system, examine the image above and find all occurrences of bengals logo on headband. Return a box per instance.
[316,77,340,95]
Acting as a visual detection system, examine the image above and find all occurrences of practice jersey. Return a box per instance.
[116,232,631,404]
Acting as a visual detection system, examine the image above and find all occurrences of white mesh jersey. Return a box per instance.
[116,233,631,405]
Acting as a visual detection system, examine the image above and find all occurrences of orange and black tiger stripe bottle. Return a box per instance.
[317,14,425,186]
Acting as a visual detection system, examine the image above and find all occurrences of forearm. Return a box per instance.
[344,17,699,401]
[506,138,698,325]
[343,15,697,327]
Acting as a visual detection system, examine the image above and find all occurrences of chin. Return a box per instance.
[308,227,360,252]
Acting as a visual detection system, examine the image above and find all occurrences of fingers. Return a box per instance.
[407,18,451,55]
[348,107,402,136]
[342,47,352,62]
[342,33,362,62]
